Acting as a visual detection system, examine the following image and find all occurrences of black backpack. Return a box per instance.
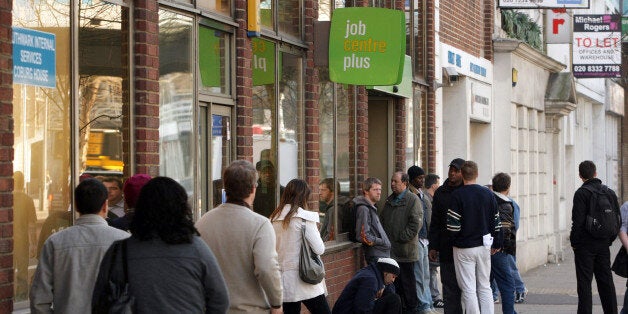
[340,200,360,242]
[583,185,620,240]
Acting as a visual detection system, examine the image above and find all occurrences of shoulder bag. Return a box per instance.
[298,218,325,284]
[612,246,628,278]
[105,240,135,314]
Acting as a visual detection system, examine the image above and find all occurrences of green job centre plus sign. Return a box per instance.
[329,7,405,85]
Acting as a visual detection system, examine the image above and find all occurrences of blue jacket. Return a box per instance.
[332,263,395,314]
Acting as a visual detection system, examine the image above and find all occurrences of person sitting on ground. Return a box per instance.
[332,257,402,314]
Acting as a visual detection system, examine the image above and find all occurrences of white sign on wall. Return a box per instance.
[440,43,493,83]
[469,82,492,123]
[572,14,621,78]
[545,9,573,43]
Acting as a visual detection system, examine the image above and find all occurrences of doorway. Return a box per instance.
[199,103,233,216]
[367,98,394,209]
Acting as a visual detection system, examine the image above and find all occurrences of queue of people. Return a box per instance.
[27,157,567,314]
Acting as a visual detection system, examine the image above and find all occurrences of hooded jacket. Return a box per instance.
[353,195,391,259]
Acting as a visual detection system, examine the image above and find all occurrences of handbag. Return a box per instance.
[298,218,325,284]
[105,240,135,314]
[612,246,628,278]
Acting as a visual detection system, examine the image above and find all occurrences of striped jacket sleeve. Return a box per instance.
[447,208,461,233]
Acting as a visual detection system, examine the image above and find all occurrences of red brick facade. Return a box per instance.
[440,0,491,60]
[0,0,14,311]
[134,0,160,177]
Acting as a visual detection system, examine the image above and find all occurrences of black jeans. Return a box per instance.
[283,294,331,314]
[394,261,419,314]
[374,292,402,314]
[573,245,617,314]
[440,261,463,314]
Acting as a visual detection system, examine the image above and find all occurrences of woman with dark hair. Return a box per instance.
[92,177,229,313]
[270,179,331,314]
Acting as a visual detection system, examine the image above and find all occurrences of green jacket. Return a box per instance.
[379,189,423,262]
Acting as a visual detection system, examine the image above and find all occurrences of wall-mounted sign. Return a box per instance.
[572,14,621,78]
[545,9,573,44]
[368,55,412,98]
[12,27,56,88]
[252,38,276,85]
[470,82,492,123]
[440,43,493,83]
[328,7,405,85]
[498,0,589,9]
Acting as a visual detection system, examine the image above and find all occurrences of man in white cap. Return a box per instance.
[332,257,402,314]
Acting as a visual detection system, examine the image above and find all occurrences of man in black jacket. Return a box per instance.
[570,160,619,314]
[428,158,465,314]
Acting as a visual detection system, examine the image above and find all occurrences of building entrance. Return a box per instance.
[367,98,394,209]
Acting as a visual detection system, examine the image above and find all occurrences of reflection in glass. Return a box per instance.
[211,114,231,208]
[159,11,195,196]
[317,67,351,241]
[252,41,277,217]
[277,52,303,186]
[278,0,301,38]
[197,0,231,16]
[12,0,72,303]
[199,26,230,95]
[318,0,346,21]
[261,0,273,29]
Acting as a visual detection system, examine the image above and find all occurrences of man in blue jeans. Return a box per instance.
[490,173,517,314]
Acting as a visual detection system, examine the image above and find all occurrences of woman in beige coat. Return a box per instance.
[270,179,331,314]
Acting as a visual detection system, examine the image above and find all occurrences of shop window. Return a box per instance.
[251,42,304,218]
[159,11,195,196]
[317,67,352,242]
[196,0,231,17]
[318,0,345,21]
[78,0,128,179]
[405,0,426,80]
[13,0,130,305]
[198,24,231,95]
[260,0,302,40]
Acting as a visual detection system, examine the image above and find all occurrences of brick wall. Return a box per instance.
[439,0,486,58]
[234,0,254,162]
[304,0,320,194]
[321,245,363,307]
[0,0,14,311]
[425,0,437,172]
[134,0,160,176]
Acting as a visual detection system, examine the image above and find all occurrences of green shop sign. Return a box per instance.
[252,38,275,85]
[328,7,405,85]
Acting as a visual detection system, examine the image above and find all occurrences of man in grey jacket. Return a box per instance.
[196,160,283,313]
[354,177,391,265]
[380,171,423,314]
[30,178,129,314]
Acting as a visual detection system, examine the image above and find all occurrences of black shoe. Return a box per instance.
[433,299,444,308]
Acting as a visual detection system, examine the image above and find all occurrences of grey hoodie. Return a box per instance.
[353,195,391,259]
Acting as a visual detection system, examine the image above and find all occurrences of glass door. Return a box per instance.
[199,103,232,216]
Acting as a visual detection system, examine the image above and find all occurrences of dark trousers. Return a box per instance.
[394,261,419,314]
[573,245,617,314]
[374,293,403,314]
[441,261,463,314]
[283,294,331,314]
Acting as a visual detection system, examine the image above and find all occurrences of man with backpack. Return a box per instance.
[354,177,391,265]
[570,160,620,314]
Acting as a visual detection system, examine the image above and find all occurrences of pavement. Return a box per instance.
[433,240,627,314]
